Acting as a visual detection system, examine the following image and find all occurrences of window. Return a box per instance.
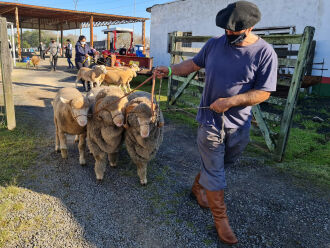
[182,32,192,48]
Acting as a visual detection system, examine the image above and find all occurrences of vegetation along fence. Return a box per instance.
[167,26,315,161]
[0,17,16,130]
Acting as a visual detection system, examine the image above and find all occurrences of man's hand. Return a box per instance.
[85,54,89,58]
[154,66,169,79]
[210,98,232,113]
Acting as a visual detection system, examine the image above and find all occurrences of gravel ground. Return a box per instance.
[4,65,330,247]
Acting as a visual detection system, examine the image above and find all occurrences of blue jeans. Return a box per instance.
[197,124,250,191]
[67,58,74,68]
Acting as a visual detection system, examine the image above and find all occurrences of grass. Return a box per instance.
[0,123,39,185]
[131,75,330,187]
[0,112,43,247]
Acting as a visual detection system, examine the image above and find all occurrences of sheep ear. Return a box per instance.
[60,97,71,104]
[126,103,138,114]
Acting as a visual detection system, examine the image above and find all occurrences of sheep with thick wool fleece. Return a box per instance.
[102,64,140,93]
[53,87,90,165]
[76,65,107,91]
[87,86,128,180]
[124,91,164,185]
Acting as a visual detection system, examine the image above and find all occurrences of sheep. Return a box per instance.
[102,64,140,93]
[75,65,107,91]
[87,86,128,181]
[124,91,164,185]
[26,55,41,69]
[53,87,91,165]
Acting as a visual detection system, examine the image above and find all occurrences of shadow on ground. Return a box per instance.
[7,103,330,248]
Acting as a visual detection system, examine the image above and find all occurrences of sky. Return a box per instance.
[11,0,174,41]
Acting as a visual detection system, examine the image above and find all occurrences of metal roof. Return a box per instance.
[0,1,149,30]
[102,27,134,33]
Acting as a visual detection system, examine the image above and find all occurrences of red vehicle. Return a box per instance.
[101,27,153,74]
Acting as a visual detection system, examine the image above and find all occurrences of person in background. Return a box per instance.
[38,42,45,60]
[45,38,62,71]
[75,35,96,70]
[65,39,74,69]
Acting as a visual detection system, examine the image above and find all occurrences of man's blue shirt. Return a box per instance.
[193,35,278,129]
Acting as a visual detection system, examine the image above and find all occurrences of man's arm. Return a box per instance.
[154,59,200,78]
[210,89,271,113]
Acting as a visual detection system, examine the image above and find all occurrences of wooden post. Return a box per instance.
[90,15,93,48]
[0,17,16,130]
[142,21,146,54]
[15,7,21,60]
[107,25,110,50]
[38,18,41,45]
[60,26,63,57]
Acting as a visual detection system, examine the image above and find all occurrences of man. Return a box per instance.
[45,38,62,71]
[155,1,277,245]
[65,39,74,69]
[38,42,45,60]
[75,35,95,70]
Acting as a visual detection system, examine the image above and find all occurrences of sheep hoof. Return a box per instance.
[109,162,117,168]
[74,135,79,143]
[140,179,147,186]
[79,157,86,166]
[55,146,60,153]
[61,149,68,159]
[96,179,103,185]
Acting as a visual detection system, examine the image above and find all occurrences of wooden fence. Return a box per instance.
[0,17,16,130]
[167,26,315,161]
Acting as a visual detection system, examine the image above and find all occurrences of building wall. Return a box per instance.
[149,0,330,79]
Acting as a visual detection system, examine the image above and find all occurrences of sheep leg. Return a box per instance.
[127,83,131,92]
[74,135,79,143]
[94,152,107,180]
[75,76,81,88]
[58,130,68,159]
[54,117,60,152]
[108,152,119,167]
[137,162,148,186]
[84,80,89,92]
[122,84,128,93]
[78,133,87,166]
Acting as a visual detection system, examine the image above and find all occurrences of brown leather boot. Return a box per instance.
[206,190,238,245]
[191,172,209,208]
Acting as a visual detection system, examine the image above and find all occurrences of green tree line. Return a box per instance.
[9,30,78,48]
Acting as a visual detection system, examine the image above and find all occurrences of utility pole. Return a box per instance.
[132,0,136,32]
[73,0,78,39]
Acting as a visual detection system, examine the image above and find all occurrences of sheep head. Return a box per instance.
[126,98,157,138]
[60,95,90,127]
[94,87,128,127]
[92,65,107,75]
[130,63,141,72]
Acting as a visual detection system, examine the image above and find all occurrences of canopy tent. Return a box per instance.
[0,1,148,59]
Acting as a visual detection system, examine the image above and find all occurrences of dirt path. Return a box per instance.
[5,64,330,247]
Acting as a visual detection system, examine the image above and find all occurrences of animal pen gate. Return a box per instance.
[167,26,315,161]
[0,17,16,130]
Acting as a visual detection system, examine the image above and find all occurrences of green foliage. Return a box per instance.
[13,30,78,48]
[0,123,38,185]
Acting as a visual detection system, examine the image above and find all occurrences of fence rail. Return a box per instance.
[167,27,315,161]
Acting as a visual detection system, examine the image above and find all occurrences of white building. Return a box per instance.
[147,0,330,87]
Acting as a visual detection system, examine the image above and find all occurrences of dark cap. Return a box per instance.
[216,1,261,31]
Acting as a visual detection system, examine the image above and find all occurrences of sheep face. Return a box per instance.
[95,95,128,128]
[137,116,152,138]
[60,96,90,127]
[127,102,154,138]
[93,65,107,74]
